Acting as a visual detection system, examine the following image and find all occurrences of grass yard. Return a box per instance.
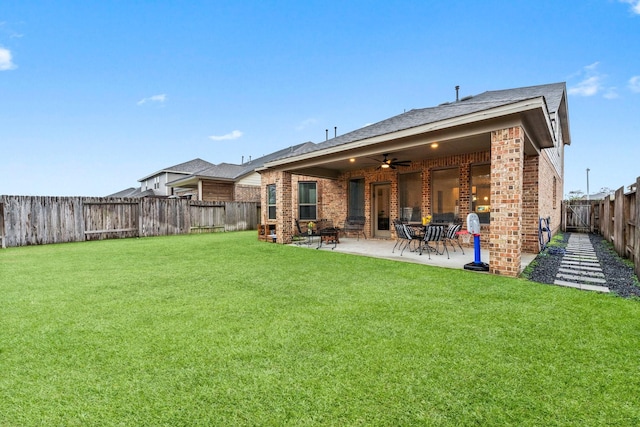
[1,231,639,426]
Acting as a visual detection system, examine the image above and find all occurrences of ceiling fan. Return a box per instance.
[371,153,411,170]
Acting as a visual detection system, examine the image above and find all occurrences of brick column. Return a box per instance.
[276,171,293,244]
[489,126,524,276]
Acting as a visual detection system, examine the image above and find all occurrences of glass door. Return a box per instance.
[373,183,391,238]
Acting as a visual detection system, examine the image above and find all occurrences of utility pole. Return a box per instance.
[586,168,590,201]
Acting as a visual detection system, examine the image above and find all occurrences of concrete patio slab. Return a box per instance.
[292,237,537,274]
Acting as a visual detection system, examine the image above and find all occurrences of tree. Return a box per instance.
[566,190,584,200]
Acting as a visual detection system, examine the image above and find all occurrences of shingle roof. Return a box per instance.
[138,158,216,182]
[106,187,156,198]
[166,142,316,184]
[196,142,316,179]
[163,158,216,174]
[282,82,566,158]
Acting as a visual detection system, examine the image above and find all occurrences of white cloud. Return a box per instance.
[0,47,16,71]
[568,62,605,97]
[295,118,318,131]
[603,87,619,99]
[208,130,243,141]
[620,0,640,15]
[568,76,602,96]
[137,94,167,105]
[629,76,640,93]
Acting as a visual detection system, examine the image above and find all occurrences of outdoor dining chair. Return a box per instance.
[418,225,449,259]
[392,220,419,256]
[443,223,465,254]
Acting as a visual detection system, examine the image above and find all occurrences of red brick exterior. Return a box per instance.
[234,184,261,202]
[489,127,524,276]
[260,125,564,278]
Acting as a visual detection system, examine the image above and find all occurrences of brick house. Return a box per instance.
[166,143,315,202]
[258,82,571,277]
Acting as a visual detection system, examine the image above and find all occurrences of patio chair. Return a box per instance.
[443,223,464,254]
[342,216,366,240]
[392,220,417,256]
[293,219,312,246]
[419,225,449,259]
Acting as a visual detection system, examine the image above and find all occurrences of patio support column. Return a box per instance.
[489,126,524,276]
[275,170,293,244]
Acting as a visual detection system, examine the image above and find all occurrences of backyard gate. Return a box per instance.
[562,200,591,233]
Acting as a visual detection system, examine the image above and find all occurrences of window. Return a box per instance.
[298,182,317,220]
[432,168,459,223]
[348,178,365,218]
[267,184,276,220]
[399,172,421,222]
[471,164,490,224]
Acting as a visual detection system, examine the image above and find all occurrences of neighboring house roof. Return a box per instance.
[166,142,316,187]
[106,187,156,198]
[582,191,615,201]
[138,158,216,182]
[267,82,569,164]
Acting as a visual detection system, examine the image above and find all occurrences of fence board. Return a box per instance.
[0,202,5,248]
[574,176,639,280]
[1,196,258,248]
[563,200,591,232]
[0,196,85,246]
[84,198,139,240]
[189,202,225,232]
[636,177,640,279]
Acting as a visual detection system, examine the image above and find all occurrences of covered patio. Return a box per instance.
[260,83,570,277]
[290,236,537,274]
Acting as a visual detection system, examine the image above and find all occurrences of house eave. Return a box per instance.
[260,98,555,175]
[166,175,236,188]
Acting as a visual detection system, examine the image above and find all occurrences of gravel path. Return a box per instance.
[525,232,640,299]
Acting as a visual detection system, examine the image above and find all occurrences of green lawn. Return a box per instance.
[1,231,639,426]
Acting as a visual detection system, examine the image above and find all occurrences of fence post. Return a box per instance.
[0,200,5,249]
[635,177,640,280]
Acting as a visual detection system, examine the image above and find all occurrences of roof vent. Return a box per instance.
[455,85,460,102]
[460,95,473,102]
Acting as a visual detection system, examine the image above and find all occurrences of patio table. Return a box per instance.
[318,227,340,250]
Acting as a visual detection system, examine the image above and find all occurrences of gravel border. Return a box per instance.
[524,232,640,299]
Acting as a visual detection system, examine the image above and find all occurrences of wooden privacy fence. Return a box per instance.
[0,195,258,248]
[562,176,640,279]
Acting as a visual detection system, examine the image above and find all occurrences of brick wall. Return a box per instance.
[538,148,563,235]
[339,151,490,240]
[260,131,561,278]
[522,155,540,253]
[489,127,524,276]
[234,184,260,202]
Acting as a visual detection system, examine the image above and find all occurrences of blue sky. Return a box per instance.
[1,0,639,197]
